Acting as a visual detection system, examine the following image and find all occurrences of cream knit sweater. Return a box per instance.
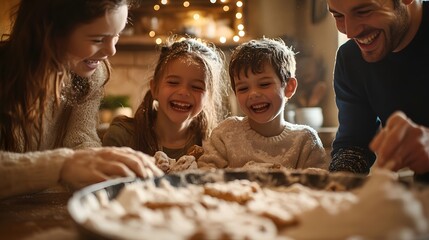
[0,149,74,199]
[0,66,106,199]
[35,67,106,151]
[198,116,329,170]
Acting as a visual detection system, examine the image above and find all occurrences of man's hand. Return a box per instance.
[370,111,429,173]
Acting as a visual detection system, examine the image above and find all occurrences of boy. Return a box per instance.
[198,38,328,170]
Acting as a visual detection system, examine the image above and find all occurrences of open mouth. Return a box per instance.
[250,103,270,113]
[170,101,192,112]
[355,30,380,45]
[84,59,100,69]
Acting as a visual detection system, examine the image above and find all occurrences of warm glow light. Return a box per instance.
[145,0,247,45]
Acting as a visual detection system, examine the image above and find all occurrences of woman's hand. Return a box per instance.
[60,147,164,190]
[370,111,429,173]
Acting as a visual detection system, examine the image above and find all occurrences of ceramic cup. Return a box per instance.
[294,107,323,129]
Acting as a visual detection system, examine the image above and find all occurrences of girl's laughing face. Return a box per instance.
[152,56,208,127]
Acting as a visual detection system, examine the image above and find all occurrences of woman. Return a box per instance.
[0,0,163,199]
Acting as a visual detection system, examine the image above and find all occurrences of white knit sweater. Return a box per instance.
[198,116,329,170]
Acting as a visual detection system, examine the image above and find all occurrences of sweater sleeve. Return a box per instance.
[0,148,74,199]
[197,122,229,169]
[296,127,329,170]
[331,42,378,172]
[330,146,373,174]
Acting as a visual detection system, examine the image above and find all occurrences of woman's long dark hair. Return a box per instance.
[0,0,136,151]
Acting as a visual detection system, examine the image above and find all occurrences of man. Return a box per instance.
[327,0,429,179]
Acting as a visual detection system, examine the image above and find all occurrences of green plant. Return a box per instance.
[100,95,130,110]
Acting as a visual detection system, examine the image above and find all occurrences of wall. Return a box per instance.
[0,0,18,37]
[107,49,159,112]
[246,0,297,38]
[106,0,340,127]
[0,0,340,127]
[294,0,339,127]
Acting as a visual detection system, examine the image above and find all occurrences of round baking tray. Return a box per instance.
[68,169,367,240]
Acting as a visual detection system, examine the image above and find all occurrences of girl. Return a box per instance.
[0,0,162,199]
[103,37,228,160]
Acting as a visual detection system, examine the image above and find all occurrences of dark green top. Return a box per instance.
[102,115,199,159]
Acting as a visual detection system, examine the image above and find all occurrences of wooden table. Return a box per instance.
[0,173,422,239]
[0,186,81,239]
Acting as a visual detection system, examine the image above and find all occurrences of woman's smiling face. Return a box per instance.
[65,5,128,77]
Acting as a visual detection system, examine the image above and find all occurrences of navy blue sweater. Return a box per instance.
[330,1,429,174]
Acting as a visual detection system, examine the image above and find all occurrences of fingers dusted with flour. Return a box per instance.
[60,147,164,190]
[370,111,429,173]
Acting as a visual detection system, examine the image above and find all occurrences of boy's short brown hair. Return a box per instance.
[229,37,296,92]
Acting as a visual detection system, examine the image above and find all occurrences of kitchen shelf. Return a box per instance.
[117,35,251,51]
[119,0,248,50]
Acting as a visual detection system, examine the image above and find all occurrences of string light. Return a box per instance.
[147,0,245,44]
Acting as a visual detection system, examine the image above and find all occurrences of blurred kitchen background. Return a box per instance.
[1,0,348,147]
